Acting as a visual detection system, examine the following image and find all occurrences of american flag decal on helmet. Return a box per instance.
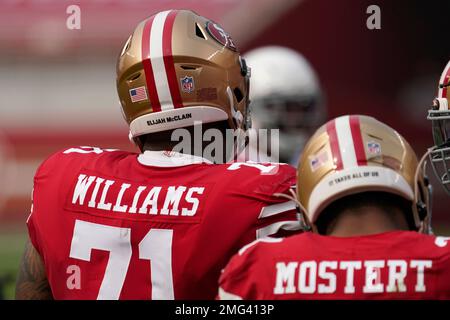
[310,150,329,172]
[129,86,148,103]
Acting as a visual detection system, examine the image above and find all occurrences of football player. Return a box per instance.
[219,115,450,299]
[242,46,326,164]
[15,10,302,300]
[428,59,450,195]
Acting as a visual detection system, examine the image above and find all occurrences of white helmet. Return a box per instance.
[243,46,326,163]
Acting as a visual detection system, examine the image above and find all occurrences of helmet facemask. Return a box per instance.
[427,60,450,195]
[428,106,450,195]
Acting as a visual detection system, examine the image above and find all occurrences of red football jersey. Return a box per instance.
[27,146,301,300]
[219,231,450,299]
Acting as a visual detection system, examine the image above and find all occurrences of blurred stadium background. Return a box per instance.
[0,0,449,299]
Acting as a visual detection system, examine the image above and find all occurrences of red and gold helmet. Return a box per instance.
[297,115,431,232]
[116,10,250,143]
[428,59,450,195]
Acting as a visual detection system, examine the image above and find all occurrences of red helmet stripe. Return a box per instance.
[349,115,367,166]
[439,60,450,98]
[326,119,343,171]
[142,16,162,112]
[162,10,183,109]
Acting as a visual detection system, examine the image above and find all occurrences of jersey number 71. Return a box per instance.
[69,219,174,299]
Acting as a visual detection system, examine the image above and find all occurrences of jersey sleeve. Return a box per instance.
[26,150,62,255]
[245,163,303,239]
[218,237,282,300]
[25,147,108,256]
[217,255,246,300]
[218,240,258,300]
[26,188,41,255]
[431,236,450,297]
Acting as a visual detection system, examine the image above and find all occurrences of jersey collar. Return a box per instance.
[137,150,213,167]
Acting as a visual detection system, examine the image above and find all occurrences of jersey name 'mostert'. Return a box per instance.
[273,259,433,295]
[71,173,204,216]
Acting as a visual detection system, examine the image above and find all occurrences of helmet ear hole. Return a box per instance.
[127,72,141,82]
[180,65,199,70]
[233,88,244,103]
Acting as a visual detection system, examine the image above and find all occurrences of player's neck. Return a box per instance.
[325,206,410,237]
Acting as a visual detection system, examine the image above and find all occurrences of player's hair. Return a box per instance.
[315,191,416,235]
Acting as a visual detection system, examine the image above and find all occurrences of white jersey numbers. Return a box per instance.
[227,162,278,174]
[435,237,450,248]
[69,219,174,300]
[63,146,117,154]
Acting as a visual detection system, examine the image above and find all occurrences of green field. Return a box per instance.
[1,226,449,300]
[0,228,27,300]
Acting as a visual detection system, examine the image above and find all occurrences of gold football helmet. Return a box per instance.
[116,10,250,145]
[428,59,450,195]
[297,115,431,232]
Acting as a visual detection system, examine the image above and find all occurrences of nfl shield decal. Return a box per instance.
[367,141,381,155]
[180,76,195,93]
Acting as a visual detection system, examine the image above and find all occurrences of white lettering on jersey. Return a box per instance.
[129,186,147,214]
[113,183,131,213]
[273,262,298,294]
[140,187,162,214]
[318,261,337,294]
[340,261,362,294]
[273,259,434,296]
[363,260,384,293]
[386,260,407,292]
[97,180,115,211]
[160,186,187,216]
[70,174,205,217]
[298,261,317,294]
[88,177,105,208]
[182,187,204,216]
[410,260,432,292]
[72,175,96,205]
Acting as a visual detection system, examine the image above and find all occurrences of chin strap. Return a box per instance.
[226,86,249,160]
[129,131,145,152]
[414,147,434,234]
[128,131,135,144]
[226,86,244,127]
[273,188,316,232]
